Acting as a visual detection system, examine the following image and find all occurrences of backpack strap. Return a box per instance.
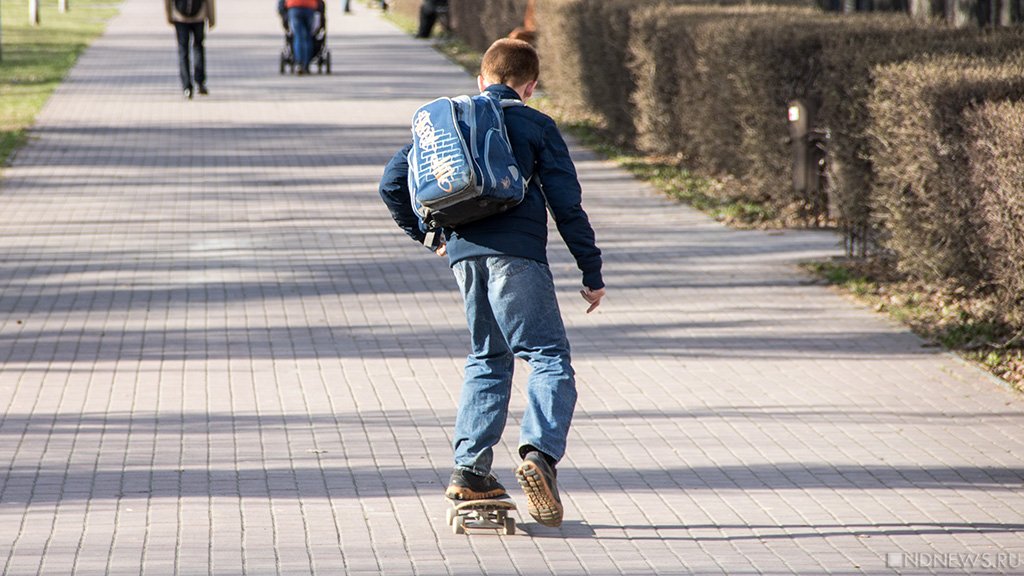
[452,96,477,187]
[493,97,530,188]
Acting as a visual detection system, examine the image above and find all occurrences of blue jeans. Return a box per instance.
[451,256,577,477]
[287,7,315,69]
[174,22,205,90]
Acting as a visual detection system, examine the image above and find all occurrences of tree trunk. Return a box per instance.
[907,0,932,19]
[945,0,974,26]
[997,0,1013,25]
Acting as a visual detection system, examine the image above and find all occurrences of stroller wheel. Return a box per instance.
[279,58,285,75]
[325,53,332,74]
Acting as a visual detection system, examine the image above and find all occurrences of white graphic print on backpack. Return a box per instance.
[407,93,526,231]
[413,106,468,196]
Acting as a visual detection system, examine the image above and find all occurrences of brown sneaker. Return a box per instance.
[516,451,563,527]
[445,468,507,501]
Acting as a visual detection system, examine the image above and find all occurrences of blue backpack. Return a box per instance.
[407,93,526,232]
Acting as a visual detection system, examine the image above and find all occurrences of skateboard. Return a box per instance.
[445,496,517,535]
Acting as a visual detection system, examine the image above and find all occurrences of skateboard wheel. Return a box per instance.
[445,507,455,525]
[504,517,516,535]
[452,515,466,535]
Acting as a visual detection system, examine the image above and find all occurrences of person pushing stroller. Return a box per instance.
[279,0,324,75]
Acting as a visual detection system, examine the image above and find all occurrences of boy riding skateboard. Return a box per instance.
[378,38,605,527]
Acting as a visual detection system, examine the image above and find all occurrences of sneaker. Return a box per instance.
[183,87,193,100]
[445,469,506,501]
[197,84,208,96]
[516,451,563,527]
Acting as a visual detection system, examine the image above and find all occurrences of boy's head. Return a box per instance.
[478,38,539,101]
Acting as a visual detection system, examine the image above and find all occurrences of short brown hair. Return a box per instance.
[480,38,539,87]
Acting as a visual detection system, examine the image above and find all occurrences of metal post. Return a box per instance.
[30,0,41,25]
[945,0,972,26]
[997,0,1012,25]
[787,99,831,226]
[906,0,929,18]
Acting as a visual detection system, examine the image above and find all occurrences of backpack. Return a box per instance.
[407,93,526,233]
[174,0,204,18]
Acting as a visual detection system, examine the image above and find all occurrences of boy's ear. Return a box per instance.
[521,80,538,101]
[477,75,487,92]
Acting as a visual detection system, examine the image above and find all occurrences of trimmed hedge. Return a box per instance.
[537,0,816,146]
[627,5,1024,245]
[868,54,1024,286]
[535,0,668,143]
[630,5,828,218]
[448,0,529,52]
[964,101,1024,316]
[818,25,1024,255]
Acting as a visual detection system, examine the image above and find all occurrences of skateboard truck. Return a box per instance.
[445,496,517,535]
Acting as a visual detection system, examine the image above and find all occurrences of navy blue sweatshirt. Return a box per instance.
[379,84,604,290]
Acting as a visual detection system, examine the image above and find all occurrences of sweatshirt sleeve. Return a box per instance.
[207,0,215,26]
[537,121,604,290]
[379,144,432,247]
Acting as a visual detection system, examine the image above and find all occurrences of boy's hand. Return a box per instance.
[580,287,605,314]
[434,243,447,257]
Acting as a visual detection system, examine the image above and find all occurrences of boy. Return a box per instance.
[378,38,605,527]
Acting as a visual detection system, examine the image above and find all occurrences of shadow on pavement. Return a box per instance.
[546,521,1024,542]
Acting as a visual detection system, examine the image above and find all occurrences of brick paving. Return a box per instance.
[1,0,1023,574]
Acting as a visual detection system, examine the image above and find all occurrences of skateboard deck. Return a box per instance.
[445,496,517,535]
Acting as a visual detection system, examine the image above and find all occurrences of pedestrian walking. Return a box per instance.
[379,38,605,528]
[415,0,448,38]
[283,0,319,74]
[165,0,215,99]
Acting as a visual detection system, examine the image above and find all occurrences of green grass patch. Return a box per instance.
[805,257,1024,394]
[611,154,768,226]
[377,1,417,35]
[803,260,878,297]
[0,0,121,166]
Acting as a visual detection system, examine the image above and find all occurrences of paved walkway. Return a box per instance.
[1,0,1023,574]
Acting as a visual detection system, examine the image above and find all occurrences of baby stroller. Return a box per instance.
[278,0,332,74]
